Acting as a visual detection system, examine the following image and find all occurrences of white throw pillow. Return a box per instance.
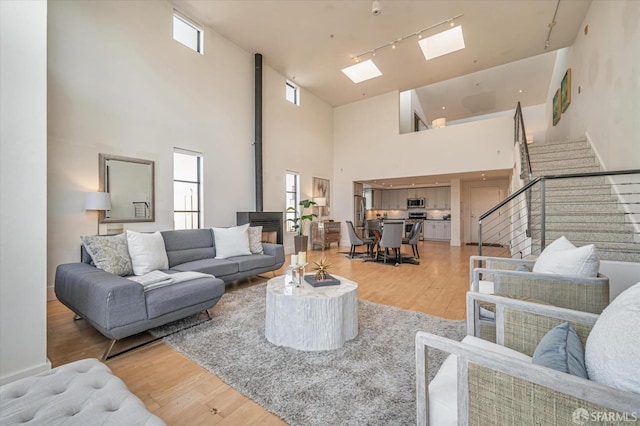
[212,224,251,259]
[585,282,640,394]
[126,230,169,276]
[532,236,599,277]
[248,226,264,254]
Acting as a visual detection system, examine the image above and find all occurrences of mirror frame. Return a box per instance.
[98,153,155,223]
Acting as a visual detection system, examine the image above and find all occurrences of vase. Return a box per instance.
[293,235,308,253]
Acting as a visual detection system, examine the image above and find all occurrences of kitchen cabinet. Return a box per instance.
[407,188,428,199]
[370,189,382,209]
[424,220,451,241]
[425,187,451,209]
[380,189,407,209]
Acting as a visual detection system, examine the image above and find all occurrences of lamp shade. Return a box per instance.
[314,197,327,207]
[85,192,111,211]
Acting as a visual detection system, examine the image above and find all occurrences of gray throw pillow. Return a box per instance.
[81,233,133,276]
[532,322,588,379]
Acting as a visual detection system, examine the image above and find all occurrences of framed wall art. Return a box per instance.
[561,68,571,112]
[552,89,561,126]
[312,177,330,217]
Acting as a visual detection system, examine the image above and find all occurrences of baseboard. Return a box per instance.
[47,284,57,301]
[0,359,52,386]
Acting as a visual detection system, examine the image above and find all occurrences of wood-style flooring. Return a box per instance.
[47,240,501,425]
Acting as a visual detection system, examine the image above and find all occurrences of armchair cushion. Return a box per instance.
[532,236,599,277]
[429,335,532,426]
[585,282,640,394]
[532,322,588,379]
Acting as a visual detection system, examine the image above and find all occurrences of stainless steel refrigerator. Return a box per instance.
[354,195,366,237]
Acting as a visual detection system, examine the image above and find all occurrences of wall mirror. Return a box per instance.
[99,153,155,223]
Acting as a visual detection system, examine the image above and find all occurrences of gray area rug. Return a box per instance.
[151,283,465,425]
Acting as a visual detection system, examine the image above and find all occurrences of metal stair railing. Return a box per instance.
[478,169,640,262]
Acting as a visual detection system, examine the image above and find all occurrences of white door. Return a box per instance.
[470,186,501,243]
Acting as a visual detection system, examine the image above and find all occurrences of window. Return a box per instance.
[285,80,300,105]
[285,172,300,232]
[173,10,203,54]
[174,149,203,230]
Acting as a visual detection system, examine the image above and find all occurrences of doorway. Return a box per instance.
[469,186,502,243]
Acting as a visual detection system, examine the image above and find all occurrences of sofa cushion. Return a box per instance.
[228,254,275,272]
[171,258,238,277]
[532,322,588,379]
[80,233,132,276]
[145,276,225,319]
[161,229,215,267]
[532,236,599,277]
[212,224,251,259]
[429,336,532,426]
[126,231,169,275]
[248,226,264,254]
[585,282,640,394]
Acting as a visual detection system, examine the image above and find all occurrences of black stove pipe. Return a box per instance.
[254,53,263,212]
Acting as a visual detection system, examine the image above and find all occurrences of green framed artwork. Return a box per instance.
[552,89,561,126]
[561,68,571,112]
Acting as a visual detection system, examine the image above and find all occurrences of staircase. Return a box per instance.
[526,139,640,262]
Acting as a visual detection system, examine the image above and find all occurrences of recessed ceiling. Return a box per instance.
[172,0,591,107]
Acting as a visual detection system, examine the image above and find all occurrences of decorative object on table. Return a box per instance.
[312,177,330,217]
[286,253,308,286]
[85,191,112,235]
[561,68,571,112]
[552,88,561,126]
[304,273,340,287]
[312,257,332,281]
[287,199,317,253]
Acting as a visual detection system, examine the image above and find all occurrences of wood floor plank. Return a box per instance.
[47,240,486,425]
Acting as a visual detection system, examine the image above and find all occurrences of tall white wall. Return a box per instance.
[545,0,640,169]
[1,0,50,383]
[332,91,514,245]
[47,0,333,291]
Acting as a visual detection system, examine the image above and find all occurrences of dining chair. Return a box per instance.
[345,220,374,258]
[365,219,380,239]
[402,221,422,258]
[378,221,403,264]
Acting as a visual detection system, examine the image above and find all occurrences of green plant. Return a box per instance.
[287,199,317,236]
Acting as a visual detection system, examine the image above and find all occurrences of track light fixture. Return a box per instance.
[350,13,464,63]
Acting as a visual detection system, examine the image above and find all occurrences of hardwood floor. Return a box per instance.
[47,240,499,425]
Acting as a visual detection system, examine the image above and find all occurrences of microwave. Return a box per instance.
[407,198,425,209]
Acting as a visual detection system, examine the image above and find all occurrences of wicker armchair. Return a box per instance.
[469,255,609,341]
[416,293,640,425]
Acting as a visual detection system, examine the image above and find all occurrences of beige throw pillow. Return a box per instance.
[248,226,264,254]
[81,233,132,276]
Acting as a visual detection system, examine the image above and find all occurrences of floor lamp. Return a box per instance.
[314,197,327,253]
[85,192,111,235]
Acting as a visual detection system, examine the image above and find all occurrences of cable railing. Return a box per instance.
[514,101,533,183]
[478,169,640,263]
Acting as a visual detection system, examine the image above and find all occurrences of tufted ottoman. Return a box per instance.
[0,358,165,425]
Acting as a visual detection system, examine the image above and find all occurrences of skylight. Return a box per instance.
[418,25,465,61]
[341,60,382,84]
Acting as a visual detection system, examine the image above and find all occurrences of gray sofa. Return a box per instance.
[55,228,285,359]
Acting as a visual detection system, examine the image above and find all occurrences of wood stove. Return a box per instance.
[236,212,283,244]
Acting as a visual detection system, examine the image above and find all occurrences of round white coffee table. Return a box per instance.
[264,274,358,351]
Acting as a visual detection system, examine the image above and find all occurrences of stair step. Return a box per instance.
[530,222,635,232]
[527,139,589,151]
[542,176,608,187]
[532,163,601,174]
[541,186,614,197]
[531,156,598,170]
[530,202,622,214]
[530,213,627,224]
[531,241,640,262]
[541,230,636,243]
[530,147,594,161]
[532,193,618,203]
